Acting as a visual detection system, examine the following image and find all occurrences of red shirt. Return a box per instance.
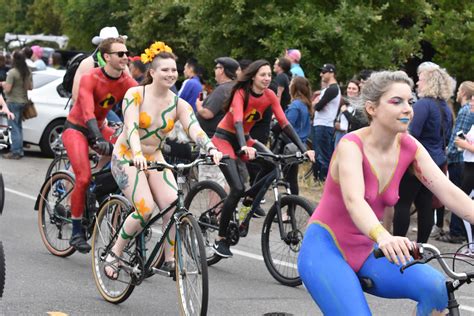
[217,88,289,135]
[67,67,137,127]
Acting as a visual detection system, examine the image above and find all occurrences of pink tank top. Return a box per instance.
[309,132,418,271]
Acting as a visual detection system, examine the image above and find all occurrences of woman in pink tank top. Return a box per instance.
[298,71,474,315]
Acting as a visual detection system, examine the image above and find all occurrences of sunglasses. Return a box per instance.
[108,51,130,58]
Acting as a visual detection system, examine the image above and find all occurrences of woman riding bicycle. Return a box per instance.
[211,59,315,258]
[105,42,222,279]
[297,71,474,315]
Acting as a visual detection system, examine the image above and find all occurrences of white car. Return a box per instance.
[24,68,69,157]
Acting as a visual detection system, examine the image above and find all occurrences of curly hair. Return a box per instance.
[417,68,455,101]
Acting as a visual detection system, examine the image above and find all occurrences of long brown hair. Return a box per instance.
[290,76,313,117]
[141,51,177,85]
[224,59,270,112]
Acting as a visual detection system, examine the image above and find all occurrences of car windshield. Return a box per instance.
[32,71,62,89]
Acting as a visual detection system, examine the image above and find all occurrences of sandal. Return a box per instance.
[103,251,122,280]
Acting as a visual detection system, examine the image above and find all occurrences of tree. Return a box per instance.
[0,0,34,36]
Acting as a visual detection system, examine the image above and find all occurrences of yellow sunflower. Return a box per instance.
[119,144,132,159]
[135,198,151,216]
[132,91,142,106]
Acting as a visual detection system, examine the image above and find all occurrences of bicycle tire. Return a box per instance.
[184,180,227,266]
[45,154,70,179]
[261,195,314,287]
[175,214,209,316]
[0,242,4,297]
[37,172,76,257]
[91,196,135,303]
[0,173,4,215]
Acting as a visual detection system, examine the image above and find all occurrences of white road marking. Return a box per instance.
[460,305,474,313]
[5,187,37,201]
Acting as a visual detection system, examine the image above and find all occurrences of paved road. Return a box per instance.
[0,148,473,315]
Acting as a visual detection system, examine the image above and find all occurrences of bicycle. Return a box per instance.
[91,156,214,315]
[35,158,119,257]
[184,151,315,287]
[0,144,5,297]
[373,243,474,316]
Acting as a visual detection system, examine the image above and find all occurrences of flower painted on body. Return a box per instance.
[119,144,132,159]
[162,119,175,133]
[139,112,152,128]
[135,198,151,216]
[132,91,142,106]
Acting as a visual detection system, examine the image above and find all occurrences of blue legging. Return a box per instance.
[298,223,448,315]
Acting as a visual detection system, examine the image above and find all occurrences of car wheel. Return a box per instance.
[40,119,65,158]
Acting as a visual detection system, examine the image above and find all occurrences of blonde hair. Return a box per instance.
[418,68,455,101]
[360,70,414,122]
[459,81,474,100]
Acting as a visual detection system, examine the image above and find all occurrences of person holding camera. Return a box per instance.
[62,37,137,253]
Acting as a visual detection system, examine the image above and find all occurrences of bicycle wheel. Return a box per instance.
[45,154,70,179]
[0,242,4,297]
[184,180,227,266]
[0,173,4,215]
[261,195,314,287]
[91,196,135,303]
[37,172,75,257]
[175,214,208,316]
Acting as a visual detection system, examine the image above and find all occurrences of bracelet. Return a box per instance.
[368,223,387,242]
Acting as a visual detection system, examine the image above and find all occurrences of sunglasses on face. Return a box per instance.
[108,51,130,58]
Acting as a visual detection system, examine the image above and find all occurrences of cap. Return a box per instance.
[91,26,127,46]
[286,49,301,63]
[320,63,336,73]
[214,57,239,76]
[31,45,43,58]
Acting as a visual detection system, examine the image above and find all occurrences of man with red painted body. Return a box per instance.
[62,37,137,253]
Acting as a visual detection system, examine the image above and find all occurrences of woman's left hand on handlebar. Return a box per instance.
[305,150,316,163]
[133,153,147,171]
[241,146,257,160]
[209,148,223,165]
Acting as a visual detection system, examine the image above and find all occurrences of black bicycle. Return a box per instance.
[0,135,8,297]
[91,156,214,315]
[184,151,315,287]
[35,159,119,257]
[373,243,474,316]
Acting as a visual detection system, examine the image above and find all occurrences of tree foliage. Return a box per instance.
[1,0,473,86]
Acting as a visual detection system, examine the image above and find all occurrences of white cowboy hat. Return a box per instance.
[91,26,127,45]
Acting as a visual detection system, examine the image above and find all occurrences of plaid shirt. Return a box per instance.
[447,103,474,164]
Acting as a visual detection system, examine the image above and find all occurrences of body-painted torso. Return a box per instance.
[309,132,418,271]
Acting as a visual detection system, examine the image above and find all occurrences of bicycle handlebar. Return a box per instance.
[241,151,308,163]
[128,154,228,171]
[374,243,470,280]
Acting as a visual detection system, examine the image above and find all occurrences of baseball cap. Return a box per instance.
[286,49,301,63]
[91,26,127,46]
[320,63,336,73]
[214,57,239,75]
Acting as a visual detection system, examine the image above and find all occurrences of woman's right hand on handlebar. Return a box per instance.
[377,234,413,266]
[240,146,256,160]
[133,152,147,171]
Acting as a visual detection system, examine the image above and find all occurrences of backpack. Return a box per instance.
[57,51,99,99]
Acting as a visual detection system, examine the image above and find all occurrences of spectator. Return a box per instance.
[269,57,291,111]
[236,59,252,80]
[311,63,341,181]
[286,49,304,78]
[435,81,474,243]
[31,45,47,70]
[0,51,32,159]
[196,57,239,190]
[22,46,36,70]
[178,58,203,112]
[129,57,146,84]
[393,66,455,243]
[48,52,63,69]
[334,79,361,145]
[0,55,10,96]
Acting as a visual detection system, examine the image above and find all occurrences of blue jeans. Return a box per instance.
[311,125,334,181]
[7,102,25,156]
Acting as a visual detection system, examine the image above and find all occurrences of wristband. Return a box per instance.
[368,223,387,242]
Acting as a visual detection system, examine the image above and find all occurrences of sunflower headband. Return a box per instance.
[140,41,173,64]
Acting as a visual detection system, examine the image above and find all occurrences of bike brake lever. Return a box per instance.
[400,259,423,274]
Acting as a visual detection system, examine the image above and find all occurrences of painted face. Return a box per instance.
[369,82,414,132]
[106,43,129,71]
[252,65,272,92]
[346,82,360,98]
[150,57,178,88]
